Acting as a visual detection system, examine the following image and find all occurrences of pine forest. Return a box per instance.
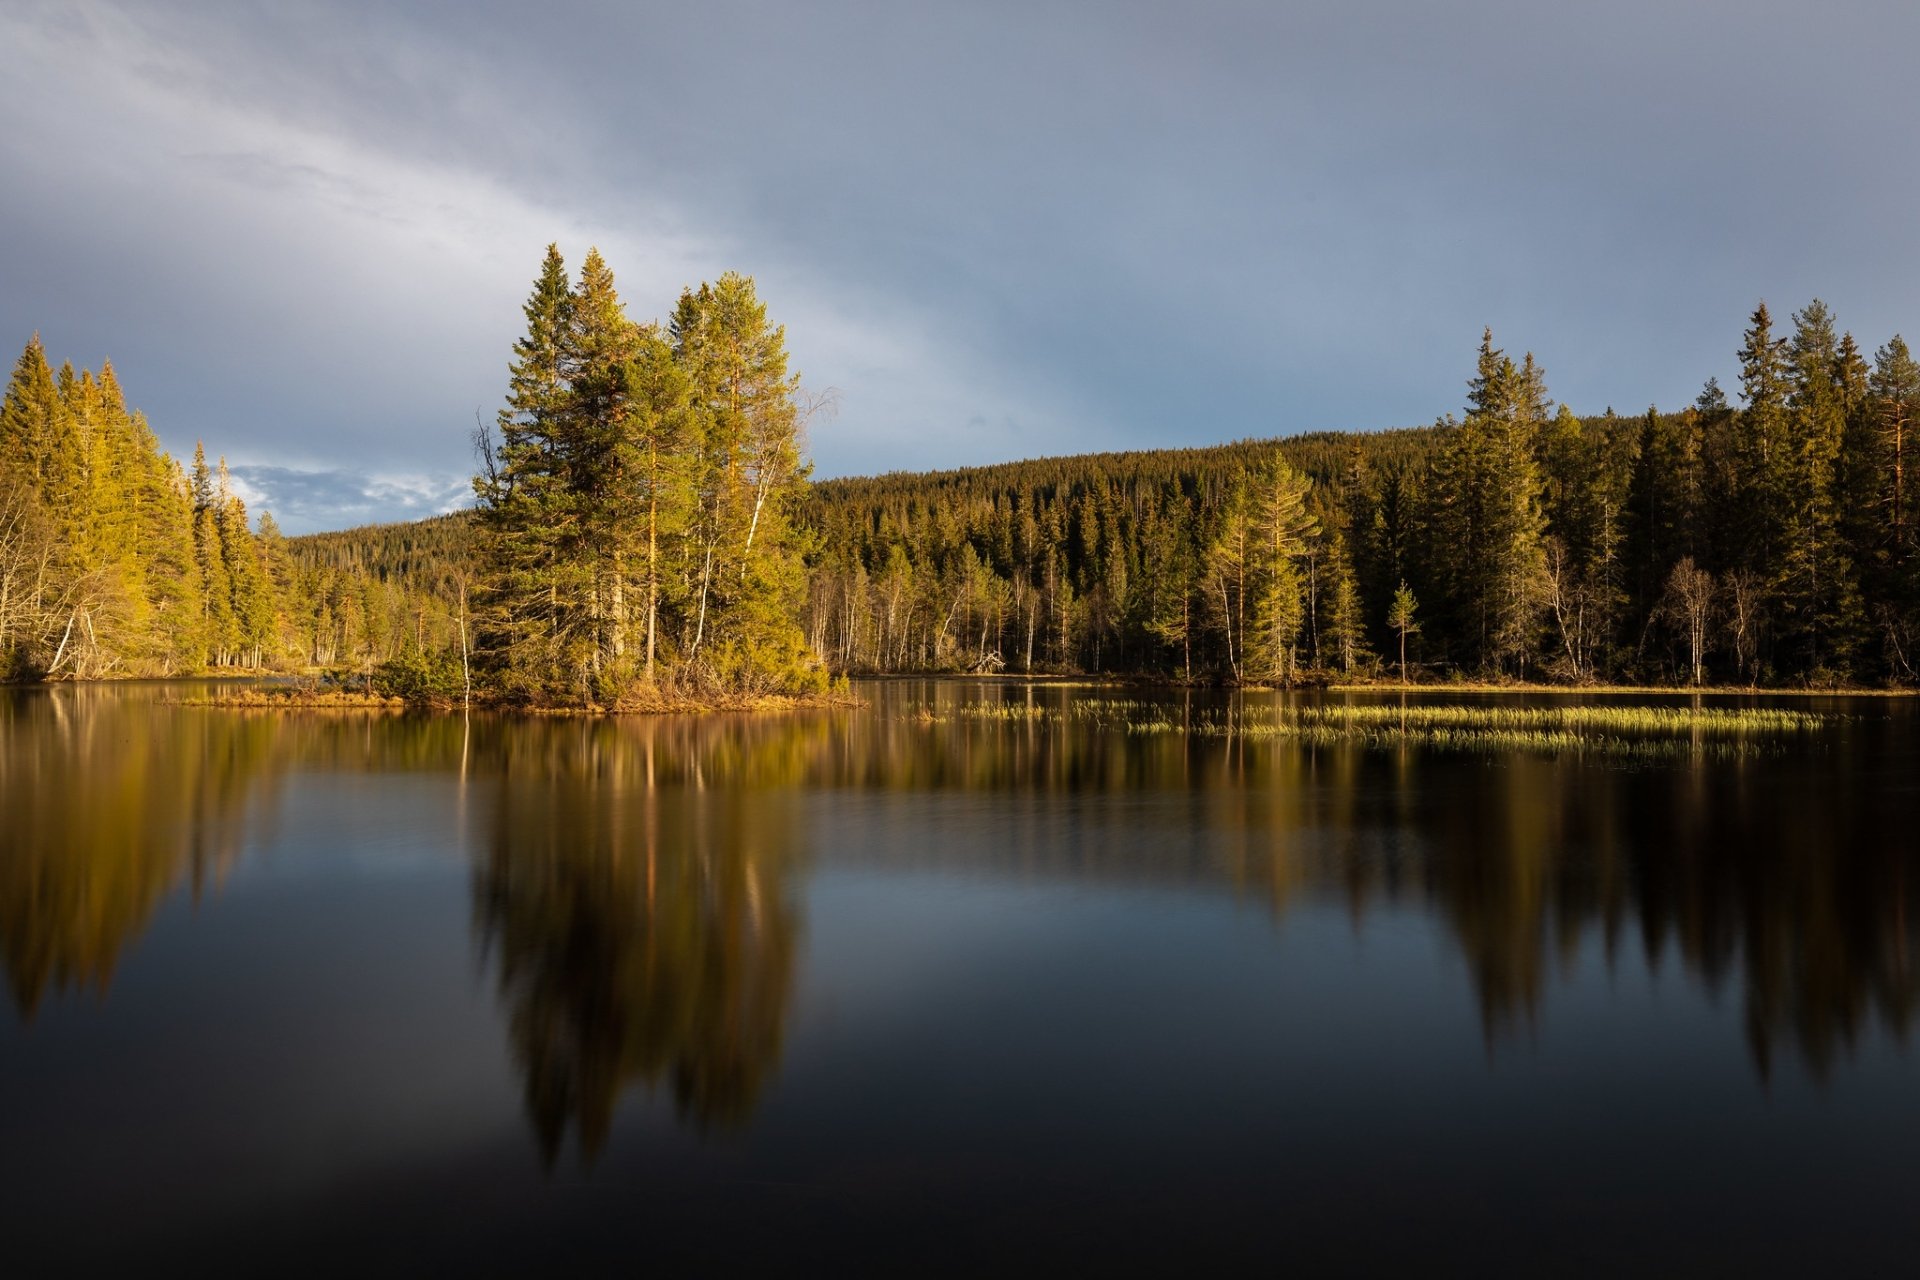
[4,280,1917,697]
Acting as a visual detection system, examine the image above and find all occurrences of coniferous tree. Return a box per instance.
[1736,302,1792,673]
[190,445,237,665]
[1867,336,1920,675]
[137,449,204,674]
[670,272,817,692]
[475,244,582,695]
[1777,300,1860,675]
[470,252,823,703]
[1246,458,1317,684]
[1322,525,1370,675]
[1387,581,1420,684]
[1427,332,1548,674]
[0,337,63,495]
[563,247,643,676]
[626,329,696,681]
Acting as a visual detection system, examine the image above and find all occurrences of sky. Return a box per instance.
[3,1,1917,533]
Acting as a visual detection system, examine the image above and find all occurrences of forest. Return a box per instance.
[3,293,1915,691]
[807,302,1918,687]
[0,335,451,681]
[0,244,829,703]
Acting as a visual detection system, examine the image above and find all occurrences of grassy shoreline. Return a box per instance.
[945,697,1837,759]
[164,685,864,715]
[845,670,1914,697]
[34,667,1915,704]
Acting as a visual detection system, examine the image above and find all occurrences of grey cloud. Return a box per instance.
[4,1,1919,527]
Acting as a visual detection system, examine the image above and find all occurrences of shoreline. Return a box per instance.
[160,686,865,715]
[831,670,1916,698]
[18,669,1912,704]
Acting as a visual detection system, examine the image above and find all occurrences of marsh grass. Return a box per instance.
[946,697,1830,758]
[167,687,406,710]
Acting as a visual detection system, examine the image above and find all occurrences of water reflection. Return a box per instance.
[0,687,285,1017]
[1,682,1916,1157]
[476,719,807,1163]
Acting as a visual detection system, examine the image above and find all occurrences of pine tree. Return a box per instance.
[671,272,819,693]
[1779,300,1861,675]
[0,337,61,491]
[470,251,823,702]
[1387,581,1421,684]
[213,460,273,667]
[1140,502,1197,678]
[475,245,584,694]
[1736,303,1792,625]
[1246,458,1317,685]
[1203,484,1251,680]
[1427,331,1548,674]
[1868,335,1920,677]
[137,451,204,674]
[191,445,236,665]
[1322,525,1370,675]
[564,247,643,677]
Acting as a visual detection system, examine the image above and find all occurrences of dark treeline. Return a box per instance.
[0,336,454,679]
[810,303,1919,686]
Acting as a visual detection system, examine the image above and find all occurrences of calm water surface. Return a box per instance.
[2,680,1917,1273]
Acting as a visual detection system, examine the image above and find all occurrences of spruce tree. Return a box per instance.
[475,244,582,693]
[563,247,642,676]
[1779,300,1861,675]
[1322,525,1370,675]
[138,451,205,674]
[1427,332,1548,675]
[1246,458,1317,685]
[1736,302,1792,645]
[190,445,236,665]
[1868,336,1920,676]
[0,337,61,490]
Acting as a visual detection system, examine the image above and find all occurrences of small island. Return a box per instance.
[1,246,843,710]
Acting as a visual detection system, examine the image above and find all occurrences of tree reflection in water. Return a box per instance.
[1,683,1916,1160]
[0,687,287,1018]
[473,717,812,1165]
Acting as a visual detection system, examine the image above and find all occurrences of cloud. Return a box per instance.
[224,465,473,536]
[4,1,1919,527]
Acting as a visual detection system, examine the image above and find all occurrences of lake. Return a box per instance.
[2,680,1917,1273]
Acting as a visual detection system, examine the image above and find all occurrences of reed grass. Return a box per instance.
[940,698,1830,759]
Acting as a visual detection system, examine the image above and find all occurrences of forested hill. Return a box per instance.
[281,425,1447,675]
[282,290,1920,692]
[812,428,1438,503]
[804,306,1918,688]
[290,511,474,603]
[803,413,1545,678]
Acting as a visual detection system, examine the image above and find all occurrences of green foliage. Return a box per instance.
[802,303,1920,689]
[470,250,823,705]
[0,338,448,681]
[1386,580,1420,681]
[14,286,1917,693]
[371,648,467,704]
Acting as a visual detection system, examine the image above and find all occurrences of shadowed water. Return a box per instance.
[1,680,1916,1273]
